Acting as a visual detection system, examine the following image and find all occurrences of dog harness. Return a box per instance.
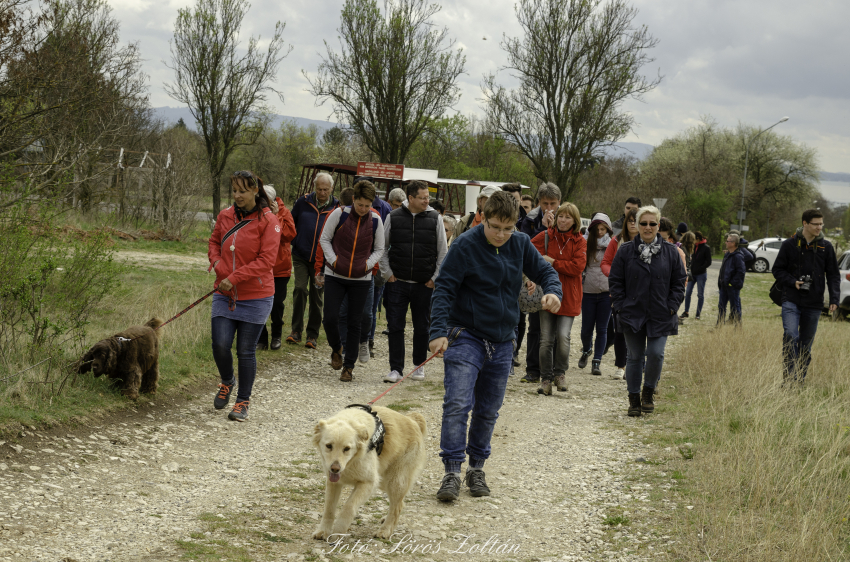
[345,404,385,455]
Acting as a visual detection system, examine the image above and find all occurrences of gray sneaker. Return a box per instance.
[436,473,461,502]
[358,341,370,364]
[464,469,491,497]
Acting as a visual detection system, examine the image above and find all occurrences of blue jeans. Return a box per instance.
[622,325,668,395]
[369,282,385,341]
[339,278,374,354]
[717,286,742,325]
[211,317,265,403]
[684,272,707,317]
[580,292,612,361]
[539,312,575,381]
[440,329,513,473]
[781,302,821,383]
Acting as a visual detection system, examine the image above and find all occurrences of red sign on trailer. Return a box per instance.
[356,162,405,180]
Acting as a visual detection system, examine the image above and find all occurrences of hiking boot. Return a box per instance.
[358,341,370,364]
[339,366,354,382]
[578,350,591,369]
[641,386,655,413]
[464,469,491,497]
[520,374,539,383]
[411,366,425,381]
[369,339,375,358]
[537,380,552,396]
[285,331,301,344]
[436,473,461,502]
[305,337,318,349]
[383,370,401,383]
[270,337,282,350]
[330,347,343,370]
[256,340,268,351]
[214,381,234,410]
[554,374,568,392]
[591,359,602,376]
[628,393,642,417]
[228,400,249,422]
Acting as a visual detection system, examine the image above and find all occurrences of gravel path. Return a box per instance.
[0,266,723,562]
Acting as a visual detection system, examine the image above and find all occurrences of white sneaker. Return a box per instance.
[617,368,625,380]
[358,342,370,363]
[383,370,401,383]
[411,366,425,381]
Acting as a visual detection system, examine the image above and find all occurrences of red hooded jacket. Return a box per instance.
[532,227,586,316]
[272,197,297,277]
[208,205,281,301]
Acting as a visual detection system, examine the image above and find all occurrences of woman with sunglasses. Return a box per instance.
[208,171,281,421]
[608,206,686,417]
[601,207,639,379]
[531,202,587,396]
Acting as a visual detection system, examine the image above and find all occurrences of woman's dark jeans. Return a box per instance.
[684,272,707,317]
[580,291,612,361]
[322,275,372,368]
[211,317,265,402]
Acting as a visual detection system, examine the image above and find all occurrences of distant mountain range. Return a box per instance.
[152,106,845,177]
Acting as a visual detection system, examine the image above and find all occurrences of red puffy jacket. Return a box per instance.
[532,227,586,316]
[272,198,297,277]
[208,205,281,301]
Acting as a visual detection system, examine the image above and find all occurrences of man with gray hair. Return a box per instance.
[716,232,746,326]
[286,172,339,349]
[388,187,406,210]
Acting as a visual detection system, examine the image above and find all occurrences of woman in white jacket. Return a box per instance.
[577,214,613,376]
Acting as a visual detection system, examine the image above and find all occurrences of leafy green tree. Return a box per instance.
[305,0,465,165]
[482,0,659,200]
[165,0,291,215]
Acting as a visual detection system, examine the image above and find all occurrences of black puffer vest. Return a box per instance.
[388,206,440,283]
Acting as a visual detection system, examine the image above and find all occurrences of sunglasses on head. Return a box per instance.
[234,170,256,186]
[639,221,658,227]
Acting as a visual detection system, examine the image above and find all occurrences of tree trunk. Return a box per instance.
[211,174,221,218]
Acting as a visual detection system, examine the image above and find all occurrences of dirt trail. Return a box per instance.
[114,251,208,272]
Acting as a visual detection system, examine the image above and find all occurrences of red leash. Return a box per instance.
[367,350,441,406]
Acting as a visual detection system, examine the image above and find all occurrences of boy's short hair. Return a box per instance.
[555,202,582,235]
[625,196,642,207]
[500,182,522,194]
[353,180,376,203]
[482,191,519,224]
[802,208,823,224]
[339,187,354,206]
[430,199,445,214]
[521,194,534,203]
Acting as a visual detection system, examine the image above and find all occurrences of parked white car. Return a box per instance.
[746,237,785,273]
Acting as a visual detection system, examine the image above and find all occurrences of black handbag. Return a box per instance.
[769,281,783,306]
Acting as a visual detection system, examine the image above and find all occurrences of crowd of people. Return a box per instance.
[207,169,842,500]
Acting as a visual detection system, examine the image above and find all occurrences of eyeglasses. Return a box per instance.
[639,222,658,227]
[485,220,515,235]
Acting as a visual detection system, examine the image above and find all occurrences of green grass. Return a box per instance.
[385,401,422,411]
[603,514,630,527]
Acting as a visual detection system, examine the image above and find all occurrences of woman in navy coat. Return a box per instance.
[609,206,687,417]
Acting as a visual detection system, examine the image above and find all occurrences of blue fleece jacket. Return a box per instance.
[429,224,562,344]
[290,192,339,263]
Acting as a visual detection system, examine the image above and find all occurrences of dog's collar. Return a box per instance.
[115,336,132,348]
[345,404,385,456]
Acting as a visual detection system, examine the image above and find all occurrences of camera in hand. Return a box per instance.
[798,274,813,295]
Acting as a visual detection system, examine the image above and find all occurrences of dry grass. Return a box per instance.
[664,315,850,561]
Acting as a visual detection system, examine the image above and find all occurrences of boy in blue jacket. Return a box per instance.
[429,192,562,502]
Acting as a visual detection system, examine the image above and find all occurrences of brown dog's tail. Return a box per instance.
[407,412,427,436]
[145,318,164,330]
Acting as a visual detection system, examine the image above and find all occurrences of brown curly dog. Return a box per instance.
[77,318,163,400]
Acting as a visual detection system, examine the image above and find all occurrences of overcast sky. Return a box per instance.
[109,0,850,174]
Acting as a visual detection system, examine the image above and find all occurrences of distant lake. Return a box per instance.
[819,180,850,205]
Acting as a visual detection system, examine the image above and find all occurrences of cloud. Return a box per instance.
[108,0,850,172]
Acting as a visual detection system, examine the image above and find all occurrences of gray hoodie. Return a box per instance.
[583,214,613,294]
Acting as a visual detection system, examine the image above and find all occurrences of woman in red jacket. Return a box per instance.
[208,171,281,422]
[531,202,586,396]
[257,185,297,351]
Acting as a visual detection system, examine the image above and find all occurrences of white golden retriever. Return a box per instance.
[312,404,427,540]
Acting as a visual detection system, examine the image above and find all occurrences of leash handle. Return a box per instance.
[368,350,441,406]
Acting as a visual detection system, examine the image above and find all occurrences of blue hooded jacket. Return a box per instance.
[719,249,746,290]
[290,192,339,263]
[429,224,562,343]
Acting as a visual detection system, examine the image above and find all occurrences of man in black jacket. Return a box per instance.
[379,181,448,383]
[772,209,840,384]
[716,233,746,326]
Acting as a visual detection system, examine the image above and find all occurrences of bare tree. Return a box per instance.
[165,0,290,215]
[304,0,465,164]
[482,0,660,200]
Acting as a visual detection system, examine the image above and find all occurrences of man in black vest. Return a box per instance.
[379,181,448,383]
